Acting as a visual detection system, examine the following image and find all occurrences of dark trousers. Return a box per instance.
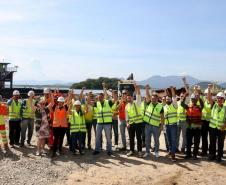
[142,122,146,146]
[52,127,67,153]
[9,120,21,145]
[85,122,92,147]
[186,127,201,157]
[112,119,118,145]
[71,132,86,152]
[201,120,209,154]
[209,127,225,159]
[128,123,143,152]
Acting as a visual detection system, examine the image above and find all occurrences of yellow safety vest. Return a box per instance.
[164,104,178,125]
[8,100,22,120]
[201,100,211,121]
[209,103,226,130]
[143,103,163,127]
[127,102,143,124]
[177,101,186,121]
[22,99,35,119]
[70,110,86,133]
[96,100,112,123]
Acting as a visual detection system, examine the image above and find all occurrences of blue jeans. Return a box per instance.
[119,119,126,148]
[145,123,160,154]
[95,123,112,152]
[166,124,177,154]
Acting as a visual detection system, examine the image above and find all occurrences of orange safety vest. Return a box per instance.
[53,106,68,128]
[186,106,202,125]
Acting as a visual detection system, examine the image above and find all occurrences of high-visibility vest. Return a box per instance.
[96,100,112,123]
[140,101,147,118]
[224,102,226,107]
[186,105,202,125]
[164,104,178,125]
[143,103,163,127]
[70,110,86,133]
[8,100,22,120]
[177,101,186,121]
[127,102,143,124]
[209,103,226,130]
[53,106,68,128]
[111,102,118,117]
[22,99,35,119]
[93,107,97,120]
[201,100,211,121]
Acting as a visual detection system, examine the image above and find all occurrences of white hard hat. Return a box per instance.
[224,90,226,94]
[43,88,50,94]
[57,96,65,102]
[28,90,35,97]
[73,100,81,106]
[216,92,225,99]
[13,90,20,96]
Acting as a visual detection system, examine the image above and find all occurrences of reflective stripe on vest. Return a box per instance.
[164,104,178,125]
[210,103,226,130]
[201,100,211,121]
[143,103,163,126]
[53,106,68,128]
[70,110,86,133]
[96,100,112,123]
[127,103,143,124]
[177,101,186,121]
[22,99,35,119]
[9,100,21,120]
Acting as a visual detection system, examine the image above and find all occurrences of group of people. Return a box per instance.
[0,79,226,163]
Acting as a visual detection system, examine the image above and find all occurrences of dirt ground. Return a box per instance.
[1,126,226,185]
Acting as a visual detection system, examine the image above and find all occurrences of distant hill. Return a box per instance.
[139,75,199,89]
[220,82,226,89]
[71,77,120,90]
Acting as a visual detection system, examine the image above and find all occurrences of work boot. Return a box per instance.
[143,153,150,158]
[126,151,134,157]
[138,151,143,158]
[171,154,176,162]
[92,151,100,155]
[107,151,113,156]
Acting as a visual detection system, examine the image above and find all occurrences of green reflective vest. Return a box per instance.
[143,103,163,127]
[8,100,22,120]
[164,104,178,125]
[126,102,143,124]
[70,110,86,133]
[22,99,35,119]
[96,100,112,123]
[201,100,211,121]
[209,103,226,130]
[140,101,147,118]
[177,101,186,121]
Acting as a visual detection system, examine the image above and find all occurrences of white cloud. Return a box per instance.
[0,12,25,23]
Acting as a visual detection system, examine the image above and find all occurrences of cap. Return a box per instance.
[28,90,35,97]
[216,92,225,99]
[57,96,65,102]
[73,100,81,106]
[13,90,20,96]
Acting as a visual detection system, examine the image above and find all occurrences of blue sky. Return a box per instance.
[0,0,226,83]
